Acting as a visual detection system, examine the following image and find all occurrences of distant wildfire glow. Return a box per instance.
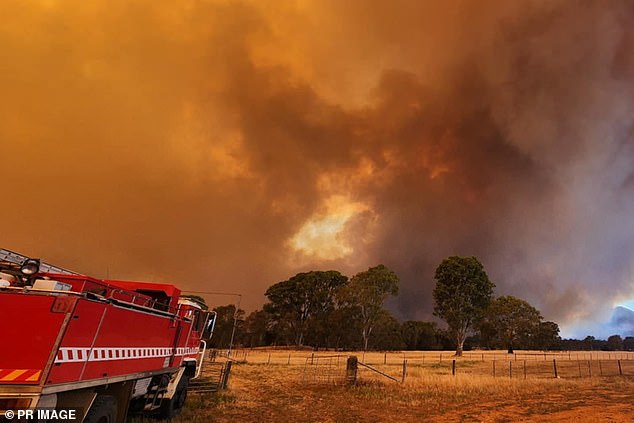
[2,0,634,337]
[290,196,371,260]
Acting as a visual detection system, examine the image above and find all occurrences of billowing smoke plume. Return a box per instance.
[1,0,633,336]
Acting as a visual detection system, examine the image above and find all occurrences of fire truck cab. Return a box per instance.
[0,249,215,422]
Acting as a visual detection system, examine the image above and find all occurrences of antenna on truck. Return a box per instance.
[0,248,80,276]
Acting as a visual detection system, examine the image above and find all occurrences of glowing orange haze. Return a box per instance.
[2,1,634,335]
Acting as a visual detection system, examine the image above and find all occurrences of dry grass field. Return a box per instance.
[171,350,634,422]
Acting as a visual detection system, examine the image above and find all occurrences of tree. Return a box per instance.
[325,304,363,350]
[607,334,624,351]
[241,309,274,347]
[209,304,245,349]
[340,264,399,350]
[433,256,494,356]
[582,336,596,351]
[533,321,561,350]
[401,321,439,350]
[264,270,348,346]
[479,296,542,353]
[370,310,405,351]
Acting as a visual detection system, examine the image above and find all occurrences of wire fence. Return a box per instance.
[212,349,634,365]
[210,349,634,384]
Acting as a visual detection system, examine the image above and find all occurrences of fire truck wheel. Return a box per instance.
[158,375,189,419]
[84,395,117,423]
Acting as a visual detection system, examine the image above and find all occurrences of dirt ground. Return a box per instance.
[173,353,634,423]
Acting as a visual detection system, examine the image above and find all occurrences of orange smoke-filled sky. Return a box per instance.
[2,0,634,336]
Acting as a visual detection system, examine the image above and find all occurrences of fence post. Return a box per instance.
[288,353,291,365]
[452,359,456,376]
[402,359,408,383]
[553,359,558,378]
[578,361,581,377]
[618,360,623,376]
[311,353,314,365]
[509,361,512,379]
[221,361,232,389]
[599,360,603,376]
[267,352,271,365]
[493,359,496,378]
[384,352,387,365]
[346,356,358,386]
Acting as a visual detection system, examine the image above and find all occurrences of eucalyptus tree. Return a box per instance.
[433,256,494,356]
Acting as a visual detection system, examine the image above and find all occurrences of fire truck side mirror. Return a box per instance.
[204,311,217,339]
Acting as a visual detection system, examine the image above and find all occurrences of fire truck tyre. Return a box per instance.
[159,376,189,419]
[84,395,117,423]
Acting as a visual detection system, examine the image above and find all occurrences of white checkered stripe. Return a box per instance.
[174,347,200,356]
[54,346,200,363]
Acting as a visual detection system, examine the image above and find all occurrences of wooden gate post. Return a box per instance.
[221,361,232,389]
[346,356,358,386]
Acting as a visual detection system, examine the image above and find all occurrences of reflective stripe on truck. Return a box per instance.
[0,369,41,382]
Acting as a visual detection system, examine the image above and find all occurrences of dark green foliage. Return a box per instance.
[607,334,624,351]
[583,336,601,351]
[533,321,561,350]
[561,335,630,351]
[401,321,439,350]
[264,270,348,346]
[324,304,364,350]
[370,310,405,350]
[221,261,576,352]
[339,264,399,350]
[478,295,542,353]
[241,309,274,347]
[433,256,494,355]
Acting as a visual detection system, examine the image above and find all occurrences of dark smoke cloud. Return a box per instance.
[1,0,633,336]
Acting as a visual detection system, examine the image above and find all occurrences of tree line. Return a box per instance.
[188,256,630,353]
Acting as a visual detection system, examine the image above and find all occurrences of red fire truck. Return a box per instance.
[0,249,215,422]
